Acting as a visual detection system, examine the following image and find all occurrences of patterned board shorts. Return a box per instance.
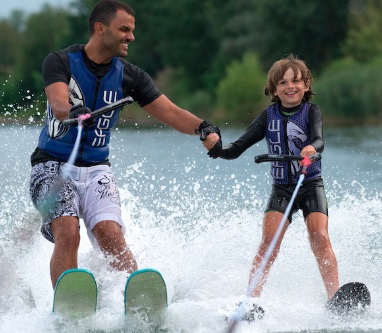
[29,161,125,244]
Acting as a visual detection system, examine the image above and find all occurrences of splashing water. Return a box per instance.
[0,126,381,333]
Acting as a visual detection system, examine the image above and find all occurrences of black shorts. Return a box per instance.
[265,177,328,222]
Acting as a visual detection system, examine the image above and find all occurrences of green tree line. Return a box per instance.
[1,0,382,126]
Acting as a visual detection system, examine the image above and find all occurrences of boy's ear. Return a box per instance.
[304,79,311,91]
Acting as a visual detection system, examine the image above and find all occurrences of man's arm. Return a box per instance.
[142,94,203,135]
[45,82,72,121]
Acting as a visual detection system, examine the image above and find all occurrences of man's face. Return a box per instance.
[103,10,135,58]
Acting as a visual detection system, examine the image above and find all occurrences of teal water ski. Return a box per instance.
[53,268,97,318]
[124,268,167,321]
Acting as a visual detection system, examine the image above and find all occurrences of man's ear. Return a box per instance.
[94,22,105,35]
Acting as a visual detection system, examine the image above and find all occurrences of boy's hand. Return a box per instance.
[300,145,316,165]
[202,133,220,150]
[203,133,223,159]
[300,145,316,157]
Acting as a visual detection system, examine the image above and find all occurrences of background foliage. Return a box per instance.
[1,0,382,126]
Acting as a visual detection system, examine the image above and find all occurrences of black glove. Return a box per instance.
[196,120,221,141]
[207,140,223,159]
[68,104,94,126]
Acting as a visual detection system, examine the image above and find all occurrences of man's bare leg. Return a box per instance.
[92,220,138,273]
[50,216,81,288]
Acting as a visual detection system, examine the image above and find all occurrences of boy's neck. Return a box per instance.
[280,103,301,116]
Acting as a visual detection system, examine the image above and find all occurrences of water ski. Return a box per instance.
[326,282,370,315]
[53,268,97,318]
[124,268,167,321]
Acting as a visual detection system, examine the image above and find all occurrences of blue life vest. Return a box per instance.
[266,103,321,184]
[38,49,124,164]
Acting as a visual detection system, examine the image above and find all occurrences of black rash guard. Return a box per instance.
[42,44,161,108]
[211,103,324,160]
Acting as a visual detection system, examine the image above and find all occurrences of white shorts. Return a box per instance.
[29,161,125,245]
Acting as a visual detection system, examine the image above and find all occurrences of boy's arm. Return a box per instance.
[309,105,324,153]
[205,110,267,160]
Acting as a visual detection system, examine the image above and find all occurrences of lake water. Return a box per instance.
[0,124,381,333]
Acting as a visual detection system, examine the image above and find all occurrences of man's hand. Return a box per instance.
[196,120,221,141]
[68,105,94,126]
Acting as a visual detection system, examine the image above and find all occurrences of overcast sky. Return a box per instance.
[0,0,72,18]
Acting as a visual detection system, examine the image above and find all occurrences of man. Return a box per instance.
[29,0,219,288]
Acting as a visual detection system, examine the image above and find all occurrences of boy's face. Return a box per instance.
[274,67,309,108]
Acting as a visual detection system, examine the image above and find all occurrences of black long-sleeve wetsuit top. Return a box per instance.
[209,102,324,184]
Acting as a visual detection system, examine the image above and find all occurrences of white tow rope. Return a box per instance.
[61,115,88,180]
